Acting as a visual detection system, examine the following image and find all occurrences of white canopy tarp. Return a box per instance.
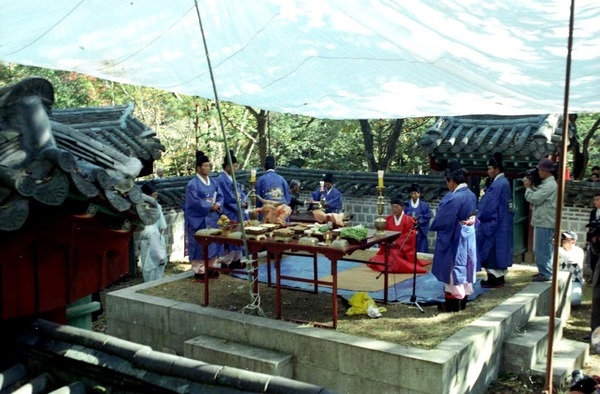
[1,0,600,119]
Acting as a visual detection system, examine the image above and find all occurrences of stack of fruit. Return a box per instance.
[217,215,232,234]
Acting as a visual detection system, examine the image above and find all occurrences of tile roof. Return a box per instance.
[2,319,333,393]
[0,77,164,231]
[418,114,575,174]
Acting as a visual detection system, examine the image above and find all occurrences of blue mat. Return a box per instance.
[231,255,490,305]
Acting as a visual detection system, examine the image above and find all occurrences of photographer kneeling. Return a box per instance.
[523,158,558,282]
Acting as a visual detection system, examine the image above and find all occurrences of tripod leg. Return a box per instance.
[409,226,424,313]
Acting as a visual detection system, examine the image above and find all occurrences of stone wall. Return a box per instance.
[133,195,593,264]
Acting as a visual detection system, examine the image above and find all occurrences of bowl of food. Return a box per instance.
[217,215,232,235]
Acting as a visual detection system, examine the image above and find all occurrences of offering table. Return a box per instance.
[194,228,400,329]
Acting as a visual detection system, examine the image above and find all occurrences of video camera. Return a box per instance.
[587,219,600,235]
[523,167,542,187]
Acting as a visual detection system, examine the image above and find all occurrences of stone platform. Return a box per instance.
[106,266,584,394]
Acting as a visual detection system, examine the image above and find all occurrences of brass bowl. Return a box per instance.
[374,217,386,234]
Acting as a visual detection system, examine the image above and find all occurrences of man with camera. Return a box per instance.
[523,158,558,282]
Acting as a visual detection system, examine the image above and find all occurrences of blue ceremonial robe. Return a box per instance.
[404,199,432,253]
[255,170,291,205]
[430,186,478,285]
[476,174,513,270]
[310,187,343,213]
[183,175,224,260]
[216,171,247,252]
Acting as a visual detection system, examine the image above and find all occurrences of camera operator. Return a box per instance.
[586,193,600,273]
[523,158,558,282]
[586,193,600,342]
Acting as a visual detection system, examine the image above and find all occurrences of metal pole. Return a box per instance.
[543,0,576,392]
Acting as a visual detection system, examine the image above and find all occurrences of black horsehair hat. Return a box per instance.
[323,173,334,183]
[223,149,237,168]
[488,152,504,171]
[264,155,276,170]
[390,194,403,205]
[196,150,209,167]
[410,183,420,193]
[444,159,466,180]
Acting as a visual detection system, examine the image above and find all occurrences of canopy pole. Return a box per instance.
[543,0,576,392]
[193,1,264,317]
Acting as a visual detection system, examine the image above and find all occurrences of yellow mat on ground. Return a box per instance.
[319,252,433,292]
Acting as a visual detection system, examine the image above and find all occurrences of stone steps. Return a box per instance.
[531,339,589,387]
[502,314,589,389]
[503,316,563,371]
[184,334,294,378]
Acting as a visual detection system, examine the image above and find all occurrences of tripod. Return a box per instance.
[374,215,424,313]
[408,219,424,313]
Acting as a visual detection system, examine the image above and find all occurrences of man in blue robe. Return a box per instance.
[215,150,247,270]
[403,183,432,253]
[477,152,514,287]
[255,155,291,206]
[430,160,478,313]
[308,173,343,213]
[183,150,224,281]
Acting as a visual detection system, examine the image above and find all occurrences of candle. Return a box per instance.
[250,169,256,182]
[378,170,384,188]
[320,181,324,192]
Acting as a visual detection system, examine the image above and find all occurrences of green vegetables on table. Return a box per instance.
[339,225,368,241]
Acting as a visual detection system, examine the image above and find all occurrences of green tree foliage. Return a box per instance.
[0,64,438,175]
[576,113,600,179]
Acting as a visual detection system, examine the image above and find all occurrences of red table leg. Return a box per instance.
[275,252,282,320]
[203,243,210,306]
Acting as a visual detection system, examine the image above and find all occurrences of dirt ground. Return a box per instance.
[94,259,600,394]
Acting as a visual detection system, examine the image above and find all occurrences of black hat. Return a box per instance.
[223,149,237,168]
[390,195,403,206]
[410,183,420,193]
[488,152,504,171]
[141,181,157,196]
[444,159,466,180]
[265,155,276,170]
[323,173,334,183]
[196,150,209,167]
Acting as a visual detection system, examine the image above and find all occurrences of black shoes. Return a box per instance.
[438,293,468,313]
[229,260,245,269]
[194,270,220,281]
[481,274,505,288]
[220,260,245,270]
[437,298,462,313]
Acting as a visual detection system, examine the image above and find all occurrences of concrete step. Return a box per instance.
[183,334,294,378]
[531,338,589,389]
[502,316,563,373]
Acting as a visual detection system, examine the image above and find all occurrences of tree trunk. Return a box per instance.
[360,119,404,172]
[359,120,377,171]
[580,117,600,180]
[385,119,404,170]
[247,107,268,167]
